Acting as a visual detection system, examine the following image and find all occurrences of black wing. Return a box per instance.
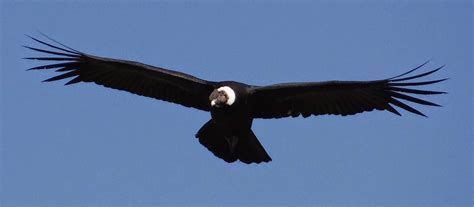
[250,61,446,118]
[25,35,216,111]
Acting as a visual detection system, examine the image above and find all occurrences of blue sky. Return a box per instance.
[1,1,472,206]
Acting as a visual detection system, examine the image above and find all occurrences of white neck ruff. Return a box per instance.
[217,86,236,106]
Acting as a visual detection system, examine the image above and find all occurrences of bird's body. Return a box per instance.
[199,81,272,163]
[25,35,446,164]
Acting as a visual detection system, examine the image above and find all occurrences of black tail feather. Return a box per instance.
[196,120,272,164]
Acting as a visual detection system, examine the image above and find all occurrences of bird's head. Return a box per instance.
[210,86,236,108]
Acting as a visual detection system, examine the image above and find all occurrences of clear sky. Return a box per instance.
[1,1,472,206]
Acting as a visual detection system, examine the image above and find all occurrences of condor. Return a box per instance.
[25,35,446,164]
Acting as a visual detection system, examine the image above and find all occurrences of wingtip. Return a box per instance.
[26,34,41,43]
[23,57,47,60]
[434,90,448,95]
[388,60,432,80]
[414,110,428,118]
[436,78,449,84]
[38,32,81,54]
[25,33,80,55]
[24,34,34,39]
[26,66,41,71]
[22,45,39,51]
[391,112,402,116]
[64,77,81,85]
[390,64,446,82]
[386,104,402,116]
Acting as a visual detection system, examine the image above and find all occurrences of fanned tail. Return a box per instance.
[195,120,272,164]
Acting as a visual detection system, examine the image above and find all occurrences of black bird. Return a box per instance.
[25,35,446,164]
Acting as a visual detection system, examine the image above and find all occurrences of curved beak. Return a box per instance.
[209,90,226,107]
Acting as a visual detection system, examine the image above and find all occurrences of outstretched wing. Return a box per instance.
[250,61,446,118]
[25,35,216,111]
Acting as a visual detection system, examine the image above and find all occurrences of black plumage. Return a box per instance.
[25,35,446,164]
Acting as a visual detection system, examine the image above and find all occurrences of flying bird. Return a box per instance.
[25,35,446,164]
